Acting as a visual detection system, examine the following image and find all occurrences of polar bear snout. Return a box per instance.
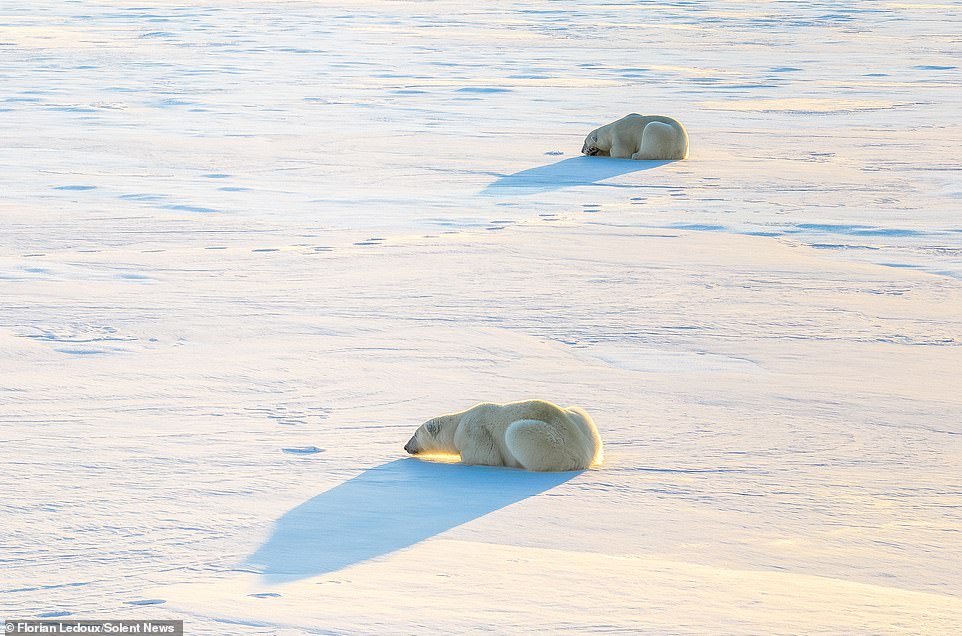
[404,436,419,455]
[582,130,604,156]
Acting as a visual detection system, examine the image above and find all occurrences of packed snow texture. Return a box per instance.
[2,1,961,634]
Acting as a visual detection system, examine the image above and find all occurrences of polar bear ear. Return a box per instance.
[425,420,441,436]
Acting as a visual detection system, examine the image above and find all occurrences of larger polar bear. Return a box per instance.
[582,114,689,160]
[404,399,603,472]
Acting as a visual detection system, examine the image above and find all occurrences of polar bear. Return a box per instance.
[404,399,603,472]
[582,114,689,160]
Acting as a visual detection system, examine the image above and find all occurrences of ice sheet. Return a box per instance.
[2,2,961,634]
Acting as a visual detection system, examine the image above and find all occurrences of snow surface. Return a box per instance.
[3,1,961,634]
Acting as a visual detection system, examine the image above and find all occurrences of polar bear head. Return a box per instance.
[404,415,458,456]
[581,126,611,156]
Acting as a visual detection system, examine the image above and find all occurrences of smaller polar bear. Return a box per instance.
[582,114,689,160]
[404,399,603,472]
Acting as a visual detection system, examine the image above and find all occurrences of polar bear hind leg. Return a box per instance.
[566,405,603,466]
[505,419,585,472]
[632,121,684,160]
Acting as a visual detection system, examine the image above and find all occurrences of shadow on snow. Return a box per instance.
[246,458,579,584]
[481,156,672,195]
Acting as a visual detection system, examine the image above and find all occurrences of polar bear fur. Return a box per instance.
[582,114,689,160]
[404,399,603,472]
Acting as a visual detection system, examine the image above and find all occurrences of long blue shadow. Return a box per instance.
[246,458,578,584]
[481,156,671,195]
